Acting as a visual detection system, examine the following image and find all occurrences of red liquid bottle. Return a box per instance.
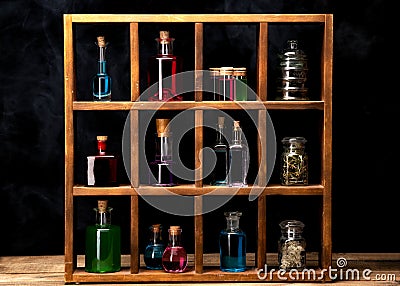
[87,136,118,186]
[162,226,188,273]
[147,31,183,101]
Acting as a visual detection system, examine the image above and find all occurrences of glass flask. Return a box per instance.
[92,36,112,101]
[147,31,183,101]
[278,220,306,270]
[162,226,188,273]
[276,40,308,100]
[144,224,165,270]
[280,137,308,186]
[85,200,121,273]
[219,211,247,272]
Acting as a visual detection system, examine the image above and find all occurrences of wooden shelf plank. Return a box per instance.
[73,101,325,110]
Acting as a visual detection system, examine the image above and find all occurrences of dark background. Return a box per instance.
[0,0,392,257]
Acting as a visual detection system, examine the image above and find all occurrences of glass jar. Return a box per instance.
[276,40,308,100]
[278,220,306,270]
[280,137,308,185]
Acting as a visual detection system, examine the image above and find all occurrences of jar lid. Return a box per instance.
[279,219,305,229]
[224,211,242,219]
[281,137,306,144]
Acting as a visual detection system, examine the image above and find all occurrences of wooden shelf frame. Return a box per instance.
[64,13,333,283]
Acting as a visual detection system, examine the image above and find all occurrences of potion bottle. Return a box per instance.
[92,36,112,101]
[162,226,188,273]
[144,224,165,270]
[85,200,121,273]
[219,211,247,272]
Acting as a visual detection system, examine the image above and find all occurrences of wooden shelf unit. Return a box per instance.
[64,14,333,283]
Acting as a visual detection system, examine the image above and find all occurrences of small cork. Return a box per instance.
[169,225,181,234]
[160,31,169,39]
[219,67,234,76]
[233,67,247,76]
[97,135,108,141]
[152,224,161,232]
[97,36,106,47]
[97,200,108,213]
[209,67,220,76]
[218,116,225,128]
[233,120,240,130]
[156,119,171,137]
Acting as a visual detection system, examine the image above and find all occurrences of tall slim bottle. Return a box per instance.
[219,211,247,272]
[228,121,249,187]
[211,116,229,186]
[147,31,183,101]
[85,200,121,273]
[162,226,188,273]
[148,119,176,186]
[92,36,111,101]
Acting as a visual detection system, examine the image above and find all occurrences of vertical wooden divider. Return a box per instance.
[194,23,203,102]
[130,23,140,102]
[256,22,268,270]
[321,14,333,272]
[194,110,203,273]
[63,14,74,283]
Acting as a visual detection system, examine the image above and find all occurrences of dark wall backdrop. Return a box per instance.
[0,0,391,256]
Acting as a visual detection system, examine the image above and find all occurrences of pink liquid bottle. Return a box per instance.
[147,31,183,101]
[162,226,188,273]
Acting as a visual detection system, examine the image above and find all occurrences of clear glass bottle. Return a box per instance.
[85,200,121,273]
[209,67,222,101]
[228,121,249,187]
[162,226,188,273]
[211,116,229,186]
[278,220,306,270]
[87,135,118,187]
[219,211,246,272]
[144,224,165,270]
[276,40,308,100]
[218,67,235,101]
[147,31,183,101]
[280,137,308,186]
[148,119,176,186]
[233,67,248,101]
[92,36,112,101]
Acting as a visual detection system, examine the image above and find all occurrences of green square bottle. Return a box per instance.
[85,200,121,273]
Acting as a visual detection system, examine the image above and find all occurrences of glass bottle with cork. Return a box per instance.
[210,116,229,186]
[219,211,247,272]
[144,224,165,270]
[162,225,188,273]
[87,135,118,187]
[92,36,112,101]
[147,31,183,101]
[85,200,121,273]
[280,137,308,186]
[228,121,249,187]
[148,119,176,186]
[233,67,247,101]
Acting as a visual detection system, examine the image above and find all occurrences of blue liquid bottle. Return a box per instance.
[219,211,246,272]
[144,224,165,270]
[92,36,111,101]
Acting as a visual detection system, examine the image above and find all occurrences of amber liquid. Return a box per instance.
[147,55,183,101]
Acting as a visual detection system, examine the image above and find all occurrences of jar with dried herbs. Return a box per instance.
[278,220,306,270]
[280,137,308,185]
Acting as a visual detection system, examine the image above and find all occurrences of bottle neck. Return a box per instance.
[232,127,242,145]
[157,40,174,55]
[97,140,107,155]
[281,227,303,240]
[216,125,225,144]
[98,46,107,73]
[168,231,182,247]
[226,218,240,231]
[150,230,162,245]
[95,208,112,226]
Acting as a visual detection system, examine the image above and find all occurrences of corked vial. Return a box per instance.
[96,36,106,47]
[156,119,171,137]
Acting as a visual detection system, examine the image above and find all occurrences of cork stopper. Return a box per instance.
[233,120,240,131]
[219,67,234,76]
[97,200,108,213]
[159,31,173,44]
[156,119,171,137]
[169,225,181,234]
[209,67,220,76]
[97,36,106,47]
[218,116,225,128]
[97,135,108,141]
[152,224,161,232]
